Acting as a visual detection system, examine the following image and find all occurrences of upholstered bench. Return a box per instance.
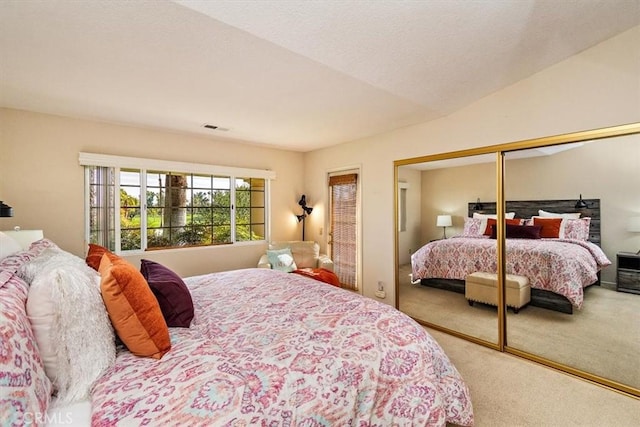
[465,272,530,313]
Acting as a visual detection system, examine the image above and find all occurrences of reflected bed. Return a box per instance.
[411,199,608,314]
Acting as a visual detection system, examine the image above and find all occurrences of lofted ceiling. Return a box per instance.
[1,0,638,152]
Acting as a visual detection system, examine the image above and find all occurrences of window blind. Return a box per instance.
[329,173,358,290]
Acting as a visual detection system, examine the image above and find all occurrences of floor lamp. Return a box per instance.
[296,195,313,241]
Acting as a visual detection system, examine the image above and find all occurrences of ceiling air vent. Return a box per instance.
[203,124,229,131]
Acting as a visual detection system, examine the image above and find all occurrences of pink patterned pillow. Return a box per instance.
[0,270,52,424]
[462,217,484,236]
[0,239,59,274]
[563,218,591,241]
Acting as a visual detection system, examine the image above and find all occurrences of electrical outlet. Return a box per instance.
[377,281,384,291]
[375,290,386,299]
[319,227,323,235]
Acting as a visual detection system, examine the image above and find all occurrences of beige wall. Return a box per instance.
[303,25,640,302]
[0,109,304,277]
[419,161,496,242]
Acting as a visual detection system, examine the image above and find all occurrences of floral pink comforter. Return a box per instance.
[91,268,474,426]
[411,236,610,308]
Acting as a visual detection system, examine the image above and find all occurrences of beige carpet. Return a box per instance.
[398,264,640,391]
[431,328,640,427]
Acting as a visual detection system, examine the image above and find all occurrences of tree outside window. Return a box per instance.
[88,166,267,252]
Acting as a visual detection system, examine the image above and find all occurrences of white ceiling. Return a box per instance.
[1,0,638,152]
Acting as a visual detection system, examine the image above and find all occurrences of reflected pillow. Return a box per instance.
[538,210,581,219]
[483,218,523,236]
[140,259,194,328]
[473,212,516,236]
[491,224,542,239]
[532,217,563,238]
[266,247,297,272]
[563,217,591,241]
[473,212,516,219]
[462,217,484,236]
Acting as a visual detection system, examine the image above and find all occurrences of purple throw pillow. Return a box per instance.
[140,259,194,328]
[491,224,542,239]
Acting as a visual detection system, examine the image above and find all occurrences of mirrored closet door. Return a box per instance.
[503,132,640,394]
[395,123,640,397]
[396,153,499,346]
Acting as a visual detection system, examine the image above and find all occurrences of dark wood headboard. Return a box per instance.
[467,199,601,245]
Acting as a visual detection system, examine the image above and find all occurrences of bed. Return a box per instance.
[0,236,474,426]
[411,199,610,314]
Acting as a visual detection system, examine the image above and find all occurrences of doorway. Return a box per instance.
[328,171,359,290]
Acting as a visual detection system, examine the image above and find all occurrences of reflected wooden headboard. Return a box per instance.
[467,199,601,245]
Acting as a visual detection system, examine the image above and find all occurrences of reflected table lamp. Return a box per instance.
[436,215,452,239]
[629,217,640,255]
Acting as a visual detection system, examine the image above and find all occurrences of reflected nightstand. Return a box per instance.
[616,252,640,294]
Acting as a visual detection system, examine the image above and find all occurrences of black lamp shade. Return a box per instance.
[298,194,313,216]
[574,194,588,209]
[0,201,13,217]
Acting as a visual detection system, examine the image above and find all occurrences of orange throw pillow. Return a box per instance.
[98,253,171,359]
[86,243,110,271]
[533,217,562,238]
[293,268,341,287]
[484,218,522,236]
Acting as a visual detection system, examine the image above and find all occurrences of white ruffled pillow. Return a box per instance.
[20,247,116,404]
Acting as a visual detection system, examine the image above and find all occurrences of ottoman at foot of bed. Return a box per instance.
[465,272,530,313]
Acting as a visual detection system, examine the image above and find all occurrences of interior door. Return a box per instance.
[328,172,358,290]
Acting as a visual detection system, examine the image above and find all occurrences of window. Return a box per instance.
[398,182,409,232]
[82,153,274,253]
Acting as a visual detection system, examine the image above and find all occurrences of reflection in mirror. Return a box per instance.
[503,134,640,392]
[397,154,498,344]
